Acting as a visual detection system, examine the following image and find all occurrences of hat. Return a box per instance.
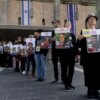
[85,13,98,23]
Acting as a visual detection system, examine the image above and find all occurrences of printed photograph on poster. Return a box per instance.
[3,44,10,52]
[9,44,27,55]
[16,44,23,53]
[82,29,100,53]
[25,38,35,49]
[55,28,71,49]
[9,45,17,54]
[41,32,52,49]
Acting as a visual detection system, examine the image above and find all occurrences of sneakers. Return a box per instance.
[22,71,26,75]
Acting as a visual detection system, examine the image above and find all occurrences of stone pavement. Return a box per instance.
[0,62,97,100]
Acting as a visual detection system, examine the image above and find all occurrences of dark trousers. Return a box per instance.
[15,55,20,72]
[0,54,3,66]
[27,54,36,76]
[4,53,10,68]
[20,57,26,71]
[52,51,59,80]
[8,55,12,68]
[59,55,75,86]
[5,54,12,68]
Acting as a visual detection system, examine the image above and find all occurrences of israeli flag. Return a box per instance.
[67,4,76,34]
[22,0,30,25]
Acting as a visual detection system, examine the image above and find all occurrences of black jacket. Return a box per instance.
[77,32,100,89]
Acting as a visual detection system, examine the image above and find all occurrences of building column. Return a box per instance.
[54,0,60,20]
[0,0,8,25]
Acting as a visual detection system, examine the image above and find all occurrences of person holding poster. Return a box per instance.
[25,37,36,78]
[34,29,48,82]
[77,13,100,99]
[51,20,62,84]
[26,42,36,78]
[55,22,78,91]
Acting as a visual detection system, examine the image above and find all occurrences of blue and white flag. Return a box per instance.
[22,0,30,25]
[67,4,76,34]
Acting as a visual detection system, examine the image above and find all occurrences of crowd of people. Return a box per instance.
[0,13,100,99]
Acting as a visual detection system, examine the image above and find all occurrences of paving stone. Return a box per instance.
[7,89,38,100]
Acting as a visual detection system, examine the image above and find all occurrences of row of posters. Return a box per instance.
[0,44,25,54]
[0,28,73,54]
[25,28,72,49]
[25,29,100,53]
[1,29,99,54]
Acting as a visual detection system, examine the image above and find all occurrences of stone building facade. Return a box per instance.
[0,0,97,35]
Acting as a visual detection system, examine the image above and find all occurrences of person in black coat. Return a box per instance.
[77,13,100,99]
[51,20,62,83]
[58,21,78,90]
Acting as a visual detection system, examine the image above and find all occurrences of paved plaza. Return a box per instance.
[0,62,98,100]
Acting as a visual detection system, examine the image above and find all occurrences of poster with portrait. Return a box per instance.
[25,38,35,50]
[16,44,23,53]
[40,32,52,49]
[82,29,100,53]
[9,45,17,54]
[3,44,10,52]
[55,28,71,49]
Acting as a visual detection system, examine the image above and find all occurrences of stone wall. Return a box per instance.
[0,0,97,36]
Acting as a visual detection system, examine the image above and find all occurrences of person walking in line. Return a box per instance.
[77,13,100,99]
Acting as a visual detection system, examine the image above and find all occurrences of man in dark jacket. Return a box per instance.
[34,29,48,82]
[51,20,62,83]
